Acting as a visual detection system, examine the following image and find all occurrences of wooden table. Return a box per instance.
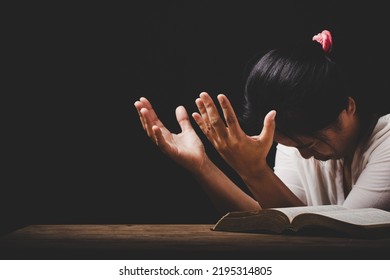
[1,224,389,259]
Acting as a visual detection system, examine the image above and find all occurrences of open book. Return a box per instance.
[212,205,390,239]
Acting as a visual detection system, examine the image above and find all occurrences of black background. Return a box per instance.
[4,0,389,233]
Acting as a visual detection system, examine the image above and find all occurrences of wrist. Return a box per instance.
[191,156,214,176]
[238,161,271,182]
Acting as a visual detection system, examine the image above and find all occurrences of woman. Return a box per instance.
[134,30,390,214]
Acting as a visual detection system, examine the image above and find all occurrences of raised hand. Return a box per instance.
[134,97,207,173]
[192,92,276,178]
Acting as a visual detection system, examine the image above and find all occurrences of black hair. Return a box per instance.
[242,37,382,139]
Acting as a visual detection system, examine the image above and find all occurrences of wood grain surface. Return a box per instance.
[1,224,389,259]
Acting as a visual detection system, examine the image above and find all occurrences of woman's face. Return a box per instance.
[274,132,344,161]
[274,99,360,161]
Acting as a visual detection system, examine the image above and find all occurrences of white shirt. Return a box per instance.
[274,114,390,211]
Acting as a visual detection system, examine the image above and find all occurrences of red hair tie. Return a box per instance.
[312,30,333,53]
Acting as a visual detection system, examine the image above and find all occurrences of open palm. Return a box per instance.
[192,92,276,177]
[134,97,207,172]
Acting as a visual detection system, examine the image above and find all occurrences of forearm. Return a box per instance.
[240,165,305,209]
[192,157,261,214]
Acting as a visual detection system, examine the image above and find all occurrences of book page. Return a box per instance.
[308,208,390,226]
[271,205,346,222]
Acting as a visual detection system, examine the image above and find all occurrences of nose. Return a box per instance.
[297,148,313,159]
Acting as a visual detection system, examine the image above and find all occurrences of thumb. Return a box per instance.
[258,110,276,149]
[175,106,193,132]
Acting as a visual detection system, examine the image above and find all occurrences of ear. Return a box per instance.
[345,97,356,116]
[338,97,357,129]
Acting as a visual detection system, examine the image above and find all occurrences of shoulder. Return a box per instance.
[369,114,390,146]
[375,114,390,132]
[361,114,390,160]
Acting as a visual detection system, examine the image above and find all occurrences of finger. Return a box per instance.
[258,110,276,149]
[134,100,147,130]
[192,111,214,142]
[139,97,153,109]
[199,92,228,138]
[217,94,242,135]
[138,97,164,128]
[195,97,210,122]
[153,125,171,153]
[195,97,216,136]
[175,106,192,132]
[140,108,157,142]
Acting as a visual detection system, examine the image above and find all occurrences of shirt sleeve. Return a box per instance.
[343,136,390,211]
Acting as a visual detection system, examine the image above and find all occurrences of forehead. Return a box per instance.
[274,127,335,147]
[274,119,340,141]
